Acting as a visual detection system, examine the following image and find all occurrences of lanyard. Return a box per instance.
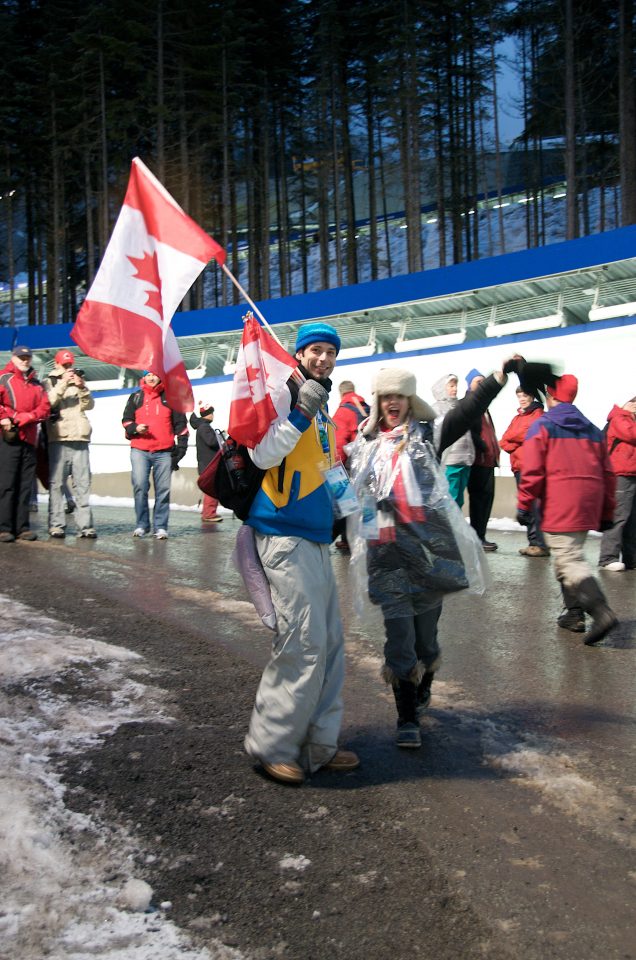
[315,409,332,467]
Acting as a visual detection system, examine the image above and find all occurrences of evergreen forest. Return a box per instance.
[1,0,635,326]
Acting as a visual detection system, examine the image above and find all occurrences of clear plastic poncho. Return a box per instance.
[346,419,490,620]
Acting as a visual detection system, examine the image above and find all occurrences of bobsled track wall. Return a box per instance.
[77,318,635,520]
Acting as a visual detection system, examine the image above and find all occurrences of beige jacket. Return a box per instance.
[44,365,94,442]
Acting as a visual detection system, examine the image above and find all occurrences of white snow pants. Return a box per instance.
[244,534,345,773]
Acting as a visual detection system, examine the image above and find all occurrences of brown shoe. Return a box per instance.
[320,749,360,772]
[17,530,38,541]
[519,545,550,557]
[262,761,304,784]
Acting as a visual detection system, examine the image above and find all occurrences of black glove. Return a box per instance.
[296,380,329,420]
[517,509,532,527]
[171,449,181,471]
[599,520,614,532]
[503,358,523,376]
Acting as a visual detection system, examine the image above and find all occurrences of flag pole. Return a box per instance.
[219,261,305,386]
[220,262,283,346]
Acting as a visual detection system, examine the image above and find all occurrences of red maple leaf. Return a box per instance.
[128,251,163,317]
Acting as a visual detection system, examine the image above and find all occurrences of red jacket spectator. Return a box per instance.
[605,402,636,476]
[519,402,615,532]
[472,411,500,468]
[0,359,51,446]
[122,378,188,454]
[500,400,544,473]
[333,389,369,465]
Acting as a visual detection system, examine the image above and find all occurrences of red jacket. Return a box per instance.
[518,403,615,533]
[333,392,369,464]
[500,402,544,473]
[605,404,636,477]
[472,411,500,468]
[122,381,188,452]
[0,360,51,446]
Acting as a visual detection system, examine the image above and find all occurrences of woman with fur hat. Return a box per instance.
[348,362,509,748]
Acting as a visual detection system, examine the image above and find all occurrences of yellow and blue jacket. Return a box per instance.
[246,382,336,543]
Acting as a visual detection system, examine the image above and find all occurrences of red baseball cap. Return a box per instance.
[55,349,75,366]
[547,374,578,404]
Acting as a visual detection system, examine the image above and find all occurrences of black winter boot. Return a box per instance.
[557,583,585,632]
[415,672,435,719]
[392,680,421,748]
[576,577,618,646]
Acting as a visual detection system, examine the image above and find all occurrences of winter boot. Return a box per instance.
[392,680,421,748]
[557,583,585,633]
[415,672,435,720]
[576,577,618,646]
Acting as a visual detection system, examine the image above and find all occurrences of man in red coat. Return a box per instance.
[518,373,617,645]
[0,345,51,542]
[599,396,636,571]
[332,380,369,552]
[500,387,549,557]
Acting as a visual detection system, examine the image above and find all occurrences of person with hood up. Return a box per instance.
[122,371,188,539]
[500,386,549,557]
[0,345,51,542]
[431,373,475,507]
[598,396,636,572]
[517,374,618,644]
[43,349,96,539]
[348,361,511,748]
[465,368,500,552]
[189,400,222,523]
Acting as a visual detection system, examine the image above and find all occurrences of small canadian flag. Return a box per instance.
[228,315,298,448]
[71,157,225,412]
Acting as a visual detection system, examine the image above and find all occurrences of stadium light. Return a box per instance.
[485,314,563,338]
[588,302,636,322]
[394,330,466,352]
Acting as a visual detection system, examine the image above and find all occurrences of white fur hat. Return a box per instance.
[363,367,437,435]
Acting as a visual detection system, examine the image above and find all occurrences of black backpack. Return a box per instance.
[198,433,265,521]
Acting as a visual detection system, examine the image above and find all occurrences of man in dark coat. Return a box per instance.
[189,400,222,522]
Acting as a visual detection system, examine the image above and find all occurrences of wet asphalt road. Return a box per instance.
[2,503,635,960]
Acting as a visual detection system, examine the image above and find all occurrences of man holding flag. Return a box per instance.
[238,321,360,784]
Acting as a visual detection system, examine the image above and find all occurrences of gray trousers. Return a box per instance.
[383,604,442,682]
[599,475,636,567]
[244,534,345,773]
[544,531,593,590]
[48,441,93,533]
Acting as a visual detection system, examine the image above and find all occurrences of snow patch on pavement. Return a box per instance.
[0,595,246,960]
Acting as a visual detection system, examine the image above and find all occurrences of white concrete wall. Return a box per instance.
[86,321,635,479]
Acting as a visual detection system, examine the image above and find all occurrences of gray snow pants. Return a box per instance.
[244,534,345,773]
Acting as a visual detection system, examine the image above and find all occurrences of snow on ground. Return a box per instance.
[0,595,245,960]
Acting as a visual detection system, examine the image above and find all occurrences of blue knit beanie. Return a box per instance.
[295,322,341,355]
[466,368,484,389]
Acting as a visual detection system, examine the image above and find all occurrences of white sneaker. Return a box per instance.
[154,529,168,540]
[133,528,146,538]
[602,561,625,572]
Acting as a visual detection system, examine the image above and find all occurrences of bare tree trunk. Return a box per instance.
[5,149,15,326]
[276,107,290,298]
[260,102,271,300]
[26,174,36,325]
[156,0,165,181]
[47,85,60,324]
[489,12,505,252]
[177,59,190,309]
[84,151,95,287]
[98,50,109,253]
[619,0,636,224]
[564,0,578,239]
[365,75,378,280]
[377,118,393,277]
[330,77,343,288]
[221,46,231,304]
[337,65,358,285]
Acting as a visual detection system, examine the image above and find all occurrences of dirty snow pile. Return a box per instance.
[0,594,244,960]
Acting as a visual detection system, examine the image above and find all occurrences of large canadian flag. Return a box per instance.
[71,157,225,412]
[229,315,298,448]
